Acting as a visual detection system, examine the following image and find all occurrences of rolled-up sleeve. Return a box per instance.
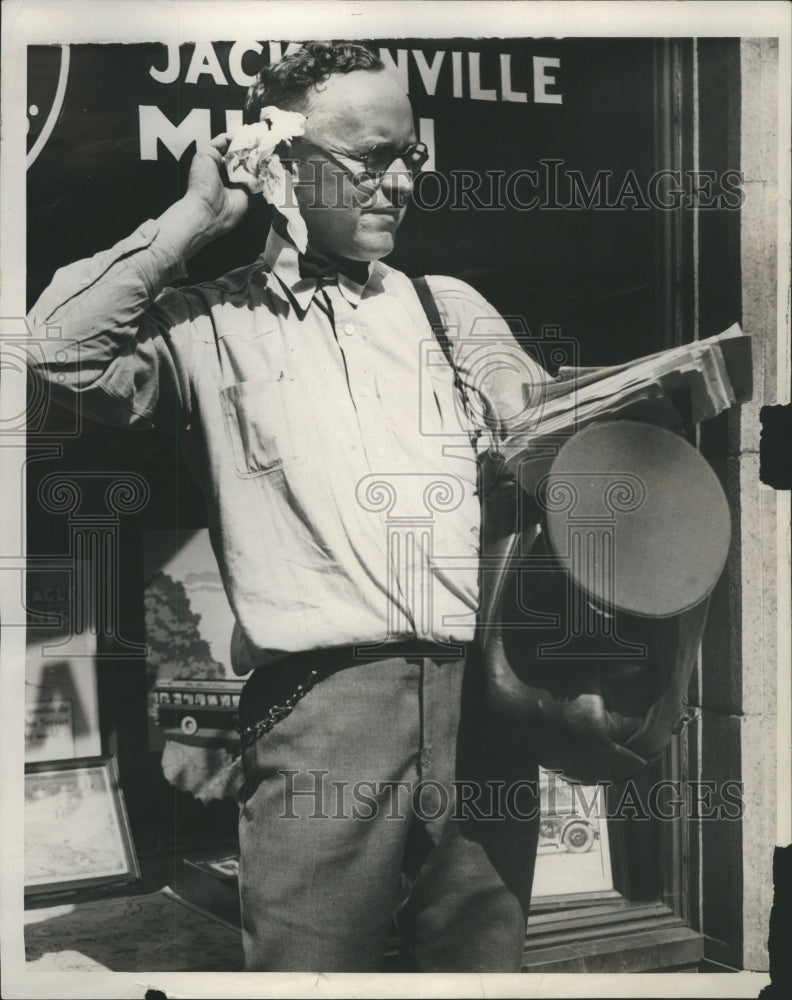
[27,219,193,431]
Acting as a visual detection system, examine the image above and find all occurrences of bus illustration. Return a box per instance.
[152,677,245,747]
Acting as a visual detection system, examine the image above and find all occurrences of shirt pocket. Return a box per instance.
[220,377,305,478]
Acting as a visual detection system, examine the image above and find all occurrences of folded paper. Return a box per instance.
[224,107,308,252]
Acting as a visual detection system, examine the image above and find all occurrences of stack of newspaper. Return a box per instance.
[503,323,752,480]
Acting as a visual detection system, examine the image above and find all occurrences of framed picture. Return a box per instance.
[531,769,618,904]
[24,755,140,898]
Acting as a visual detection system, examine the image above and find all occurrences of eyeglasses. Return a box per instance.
[293,137,430,183]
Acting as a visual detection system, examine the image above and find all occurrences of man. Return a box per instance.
[28,41,549,972]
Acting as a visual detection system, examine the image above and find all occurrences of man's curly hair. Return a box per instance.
[244,41,384,124]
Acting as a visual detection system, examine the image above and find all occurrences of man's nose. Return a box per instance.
[378,161,414,207]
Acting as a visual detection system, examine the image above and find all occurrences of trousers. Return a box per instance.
[237,643,540,972]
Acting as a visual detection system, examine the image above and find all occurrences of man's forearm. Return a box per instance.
[28,217,185,338]
[25,214,192,428]
[25,128,249,428]
[27,132,248,367]
[155,194,223,262]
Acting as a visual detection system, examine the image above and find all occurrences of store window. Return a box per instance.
[24,35,746,974]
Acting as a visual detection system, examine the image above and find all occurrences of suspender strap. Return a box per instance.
[411,275,452,365]
[411,275,469,412]
[412,276,508,474]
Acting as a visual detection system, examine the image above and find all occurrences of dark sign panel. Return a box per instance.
[28,39,667,363]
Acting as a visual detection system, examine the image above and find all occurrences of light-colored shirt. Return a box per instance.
[28,220,548,671]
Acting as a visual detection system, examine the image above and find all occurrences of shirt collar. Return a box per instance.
[261,225,373,311]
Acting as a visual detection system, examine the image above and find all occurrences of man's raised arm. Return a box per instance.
[26,135,249,430]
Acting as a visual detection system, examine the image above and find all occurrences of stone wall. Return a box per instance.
[735,36,782,972]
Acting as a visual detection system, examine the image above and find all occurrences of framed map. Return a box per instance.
[24,756,140,897]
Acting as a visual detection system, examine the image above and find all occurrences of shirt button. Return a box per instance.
[343,323,355,336]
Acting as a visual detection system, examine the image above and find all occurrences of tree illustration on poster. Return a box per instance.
[145,571,226,685]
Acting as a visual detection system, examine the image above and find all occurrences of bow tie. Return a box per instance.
[298,247,371,287]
